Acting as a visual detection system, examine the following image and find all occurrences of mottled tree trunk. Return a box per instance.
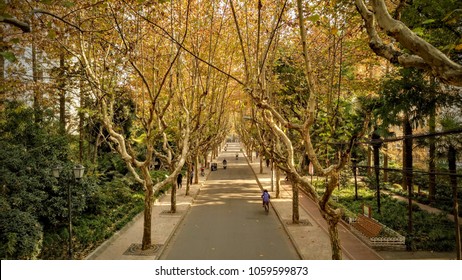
[320,172,342,260]
[292,180,299,224]
[355,0,462,86]
[194,155,199,184]
[259,156,264,174]
[203,152,209,174]
[275,167,281,198]
[185,166,190,192]
[247,145,253,162]
[170,176,177,213]
[142,180,153,250]
[326,214,341,260]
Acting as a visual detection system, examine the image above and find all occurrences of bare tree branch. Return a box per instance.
[230,0,250,83]
[355,0,462,86]
[33,9,83,32]
[0,16,31,32]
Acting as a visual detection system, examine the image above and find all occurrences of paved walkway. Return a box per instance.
[159,145,299,259]
[85,143,456,260]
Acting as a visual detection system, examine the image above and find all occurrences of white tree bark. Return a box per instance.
[355,0,462,86]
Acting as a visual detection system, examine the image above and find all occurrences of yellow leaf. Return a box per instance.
[131,133,146,144]
[331,27,338,35]
[455,44,462,51]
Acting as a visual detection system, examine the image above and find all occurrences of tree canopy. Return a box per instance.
[1,0,461,260]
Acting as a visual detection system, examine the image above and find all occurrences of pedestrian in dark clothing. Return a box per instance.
[190,169,194,184]
[266,158,270,168]
[177,173,183,189]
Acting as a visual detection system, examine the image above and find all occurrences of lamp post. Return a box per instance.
[53,164,85,260]
[371,130,382,214]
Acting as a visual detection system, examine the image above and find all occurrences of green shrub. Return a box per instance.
[333,184,457,252]
[0,209,43,259]
[71,176,145,256]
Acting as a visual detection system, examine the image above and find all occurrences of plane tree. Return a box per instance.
[181,0,235,188]
[33,0,194,250]
[396,0,462,202]
[3,0,461,259]
[228,0,372,259]
[355,0,462,86]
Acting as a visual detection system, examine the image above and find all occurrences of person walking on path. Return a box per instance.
[177,173,183,189]
[190,168,194,184]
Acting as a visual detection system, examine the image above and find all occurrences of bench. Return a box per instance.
[352,214,383,238]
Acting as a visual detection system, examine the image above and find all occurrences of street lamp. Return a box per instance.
[52,165,62,179]
[371,133,382,214]
[52,164,85,260]
[73,164,85,180]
